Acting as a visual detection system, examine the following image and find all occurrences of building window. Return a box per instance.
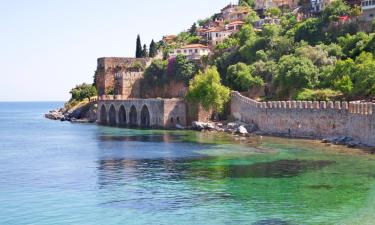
[177,50,181,53]
[195,49,198,53]
[170,117,174,123]
[184,50,187,53]
[189,49,193,53]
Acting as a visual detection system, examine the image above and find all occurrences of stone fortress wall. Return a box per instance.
[98,96,186,128]
[96,57,188,128]
[231,92,375,146]
[96,57,150,96]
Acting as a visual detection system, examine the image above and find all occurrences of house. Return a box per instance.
[170,44,211,60]
[206,27,232,46]
[361,0,375,21]
[221,4,250,22]
[163,35,177,44]
[254,0,299,11]
[253,18,281,29]
[310,0,333,13]
[226,20,246,32]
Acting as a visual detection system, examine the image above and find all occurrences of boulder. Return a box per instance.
[191,121,205,131]
[236,126,248,135]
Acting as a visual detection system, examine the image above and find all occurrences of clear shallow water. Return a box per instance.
[1,103,375,225]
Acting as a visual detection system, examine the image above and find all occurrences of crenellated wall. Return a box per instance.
[231,92,375,146]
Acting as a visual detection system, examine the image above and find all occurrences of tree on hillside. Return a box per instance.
[226,62,264,92]
[266,7,281,18]
[149,39,157,58]
[274,55,319,98]
[142,44,148,57]
[69,83,97,102]
[189,23,197,35]
[322,0,351,23]
[171,54,197,85]
[186,66,230,113]
[238,0,255,8]
[330,52,375,98]
[136,35,143,58]
[143,60,168,86]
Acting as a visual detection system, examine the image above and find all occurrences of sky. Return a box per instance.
[0,0,233,101]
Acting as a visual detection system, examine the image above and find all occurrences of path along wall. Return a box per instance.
[231,92,375,146]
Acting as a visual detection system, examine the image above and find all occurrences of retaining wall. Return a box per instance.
[231,92,375,146]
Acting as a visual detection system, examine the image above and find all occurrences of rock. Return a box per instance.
[191,121,215,131]
[236,126,248,135]
[244,123,259,133]
[191,121,205,131]
[205,123,215,130]
[44,109,65,120]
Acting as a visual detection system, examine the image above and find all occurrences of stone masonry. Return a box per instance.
[231,91,375,146]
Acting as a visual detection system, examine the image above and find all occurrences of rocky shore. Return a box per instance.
[189,121,372,149]
[45,101,97,123]
[46,103,370,149]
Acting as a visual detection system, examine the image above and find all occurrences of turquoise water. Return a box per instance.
[1,102,375,225]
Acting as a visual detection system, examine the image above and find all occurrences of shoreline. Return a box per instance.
[45,106,375,151]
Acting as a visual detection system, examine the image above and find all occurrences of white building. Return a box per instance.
[206,27,232,46]
[361,0,375,21]
[170,44,211,60]
[226,20,246,32]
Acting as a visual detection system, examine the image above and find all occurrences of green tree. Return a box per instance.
[186,66,230,112]
[143,60,168,86]
[266,7,281,18]
[274,55,319,98]
[149,39,157,58]
[322,0,351,23]
[142,44,148,57]
[189,23,197,35]
[172,54,198,85]
[136,34,143,58]
[244,9,260,24]
[226,62,264,92]
[69,83,97,102]
[239,0,255,8]
[292,18,324,45]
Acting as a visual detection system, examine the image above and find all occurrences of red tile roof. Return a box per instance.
[180,44,209,49]
[227,20,246,26]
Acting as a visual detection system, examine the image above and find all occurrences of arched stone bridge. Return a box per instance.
[97,97,186,128]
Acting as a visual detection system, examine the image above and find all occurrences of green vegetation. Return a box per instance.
[136,34,143,58]
[142,0,375,108]
[172,55,198,85]
[226,62,264,92]
[66,83,97,109]
[208,0,375,101]
[149,39,157,58]
[186,67,230,113]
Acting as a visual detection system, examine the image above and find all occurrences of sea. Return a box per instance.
[1,102,375,225]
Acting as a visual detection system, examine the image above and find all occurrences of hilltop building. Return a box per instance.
[221,4,250,22]
[170,44,211,60]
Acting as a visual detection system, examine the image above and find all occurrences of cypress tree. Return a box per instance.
[189,23,197,35]
[136,34,143,58]
[142,44,148,57]
[149,39,157,58]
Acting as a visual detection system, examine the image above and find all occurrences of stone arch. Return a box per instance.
[100,105,107,125]
[108,105,117,126]
[129,105,137,126]
[118,105,127,126]
[140,105,150,128]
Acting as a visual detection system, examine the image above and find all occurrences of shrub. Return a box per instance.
[294,89,342,101]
